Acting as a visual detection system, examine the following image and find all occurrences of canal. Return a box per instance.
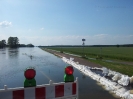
[0,47,119,99]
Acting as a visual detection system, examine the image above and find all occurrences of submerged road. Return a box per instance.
[0,47,119,99]
[41,48,120,99]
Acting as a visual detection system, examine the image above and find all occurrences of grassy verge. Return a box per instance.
[46,47,133,62]
[87,59,133,76]
[41,47,133,76]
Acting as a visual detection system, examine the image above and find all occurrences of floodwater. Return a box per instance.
[0,47,119,99]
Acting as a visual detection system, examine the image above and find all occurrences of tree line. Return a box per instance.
[39,44,133,48]
[0,37,34,48]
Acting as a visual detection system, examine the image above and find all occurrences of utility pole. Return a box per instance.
[82,39,86,57]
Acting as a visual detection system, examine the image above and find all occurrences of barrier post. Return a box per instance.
[4,85,7,90]
[49,80,53,85]
[76,77,78,99]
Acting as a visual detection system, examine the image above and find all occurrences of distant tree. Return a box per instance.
[0,41,2,48]
[117,44,120,48]
[8,37,19,48]
[14,37,19,46]
[0,39,6,48]
[19,44,26,47]
[27,44,34,47]
[2,40,6,47]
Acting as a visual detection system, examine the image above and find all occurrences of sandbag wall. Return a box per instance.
[62,57,133,99]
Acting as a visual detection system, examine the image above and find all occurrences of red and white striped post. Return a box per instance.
[0,77,78,99]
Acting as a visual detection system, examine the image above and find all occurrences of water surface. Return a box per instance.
[0,47,119,99]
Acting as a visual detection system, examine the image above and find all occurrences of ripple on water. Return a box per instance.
[0,48,119,99]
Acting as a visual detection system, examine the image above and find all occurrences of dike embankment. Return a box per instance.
[42,48,102,68]
[42,48,133,99]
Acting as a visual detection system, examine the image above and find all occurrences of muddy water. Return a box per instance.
[0,47,119,99]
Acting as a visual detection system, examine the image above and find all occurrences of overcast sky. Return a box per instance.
[0,0,133,46]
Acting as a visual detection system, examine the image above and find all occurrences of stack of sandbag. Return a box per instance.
[130,76,133,87]
[71,61,77,67]
[86,70,93,76]
[99,77,116,91]
[95,67,102,71]
[102,67,109,76]
[130,90,133,99]
[75,62,79,64]
[92,74,101,81]
[118,75,130,86]
[70,57,74,61]
[129,94,133,99]
[108,70,115,77]
[112,73,121,82]
[120,90,133,99]
[114,87,128,98]
[100,77,107,86]
[62,57,133,99]
[108,70,116,75]
[84,66,90,72]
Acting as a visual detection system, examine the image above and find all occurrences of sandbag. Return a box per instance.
[118,75,130,86]
[112,73,121,82]
[102,67,109,76]
[130,76,133,87]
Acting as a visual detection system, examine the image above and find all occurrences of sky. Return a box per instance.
[0,0,133,46]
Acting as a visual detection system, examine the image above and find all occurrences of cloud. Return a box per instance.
[0,21,12,28]
[40,28,44,30]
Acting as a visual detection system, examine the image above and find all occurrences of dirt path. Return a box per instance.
[43,49,102,68]
[112,60,133,66]
[43,48,133,66]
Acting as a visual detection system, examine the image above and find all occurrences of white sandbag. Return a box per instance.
[102,67,109,76]
[100,77,107,85]
[130,76,133,87]
[75,62,79,64]
[113,84,122,90]
[108,72,114,77]
[95,67,102,70]
[118,75,130,86]
[112,73,121,82]
[84,67,90,73]
[115,87,128,97]
[122,91,131,99]
[129,94,133,99]
[61,57,132,99]
[92,73,101,81]
[107,80,117,86]
[105,86,114,91]
[70,57,74,61]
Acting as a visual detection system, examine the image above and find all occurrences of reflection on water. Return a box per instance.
[8,48,19,56]
[0,47,118,99]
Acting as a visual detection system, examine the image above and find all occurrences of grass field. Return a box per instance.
[47,47,133,61]
[42,47,133,76]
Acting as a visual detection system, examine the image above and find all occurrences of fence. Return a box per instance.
[0,77,78,99]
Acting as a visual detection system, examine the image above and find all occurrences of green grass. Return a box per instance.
[88,59,133,76]
[41,47,133,76]
[46,47,133,61]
